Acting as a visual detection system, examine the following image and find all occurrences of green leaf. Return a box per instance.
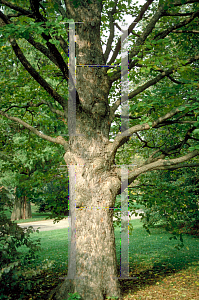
[193,129,199,135]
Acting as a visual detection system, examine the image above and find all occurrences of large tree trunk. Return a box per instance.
[54,2,123,299]
[55,164,121,300]
[11,195,32,221]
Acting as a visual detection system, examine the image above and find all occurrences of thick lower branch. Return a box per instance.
[108,106,183,159]
[116,150,199,193]
[0,110,68,149]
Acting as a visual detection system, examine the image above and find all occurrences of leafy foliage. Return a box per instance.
[0,191,41,298]
[36,175,69,222]
[133,167,199,245]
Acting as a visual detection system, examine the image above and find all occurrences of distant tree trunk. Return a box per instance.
[11,195,32,221]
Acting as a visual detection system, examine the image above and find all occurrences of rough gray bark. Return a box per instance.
[11,195,32,221]
[54,154,122,299]
[53,2,123,299]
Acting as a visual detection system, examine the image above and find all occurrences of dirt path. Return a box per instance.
[18,210,143,232]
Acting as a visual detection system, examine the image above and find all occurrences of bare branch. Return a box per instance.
[0,11,68,110]
[144,127,196,164]
[109,54,199,117]
[107,106,185,161]
[109,2,165,82]
[126,150,199,186]
[173,0,199,7]
[53,0,68,19]
[154,10,199,40]
[26,35,59,67]
[0,110,68,149]
[114,114,141,120]
[103,0,118,63]
[107,0,154,65]
[0,0,33,17]
[163,12,194,16]
[172,30,199,34]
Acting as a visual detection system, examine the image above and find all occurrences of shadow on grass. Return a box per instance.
[116,220,199,298]
[119,259,199,297]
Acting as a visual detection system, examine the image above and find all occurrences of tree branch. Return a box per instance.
[114,114,141,120]
[162,162,199,170]
[172,0,199,7]
[39,100,65,117]
[114,22,141,37]
[126,150,199,187]
[53,0,68,19]
[3,99,65,118]
[107,0,154,66]
[109,54,199,117]
[144,127,196,164]
[107,106,186,161]
[109,2,165,83]
[11,37,67,108]
[163,12,194,16]
[103,0,118,63]
[0,11,68,110]
[55,35,68,56]
[29,0,46,22]
[0,110,68,149]
[26,35,60,67]
[0,0,33,18]
[172,30,199,34]
[154,10,199,40]
[0,7,70,83]
[167,75,185,85]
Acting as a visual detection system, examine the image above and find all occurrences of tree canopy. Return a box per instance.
[0,0,199,299]
[0,0,198,174]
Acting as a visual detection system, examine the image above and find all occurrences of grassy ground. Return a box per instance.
[15,218,199,300]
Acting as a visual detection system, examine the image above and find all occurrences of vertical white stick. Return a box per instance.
[121,29,129,136]
[68,22,76,136]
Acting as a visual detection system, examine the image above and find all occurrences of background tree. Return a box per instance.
[0,0,199,299]
[0,114,68,221]
[0,184,41,299]
[131,167,199,239]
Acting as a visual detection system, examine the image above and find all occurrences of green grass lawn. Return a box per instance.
[26,218,199,273]
[15,218,199,299]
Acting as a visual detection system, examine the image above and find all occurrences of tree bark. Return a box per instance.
[55,162,122,299]
[54,1,123,299]
[11,195,32,221]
